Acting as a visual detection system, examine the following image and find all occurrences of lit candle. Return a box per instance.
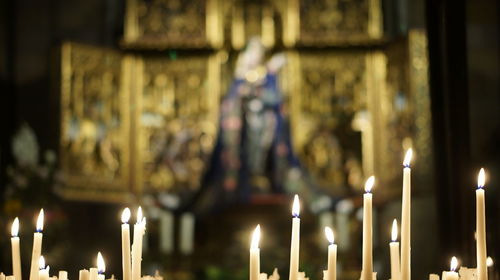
[390,219,401,280]
[324,226,337,280]
[97,252,106,280]
[79,270,89,280]
[401,149,412,280]
[121,208,132,280]
[58,271,67,280]
[89,267,98,280]
[362,176,375,280]
[442,257,458,280]
[30,210,44,280]
[250,225,261,280]
[132,207,146,280]
[38,257,49,280]
[289,195,301,280]
[476,168,488,280]
[11,218,22,280]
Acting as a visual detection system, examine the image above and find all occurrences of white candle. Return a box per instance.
[132,207,146,280]
[7,276,15,280]
[361,176,375,280]
[476,168,488,280]
[390,219,401,280]
[97,252,106,280]
[429,274,439,280]
[79,270,89,280]
[180,213,195,255]
[38,257,48,280]
[289,195,301,280]
[442,257,459,280]
[159,210,174,254]
[89,268,98,280]
[401,149,412,280]
[121,208,132,280]
[250,225,261,280]
[30,210,44,280]
[58,271,67,280]
[324,227,337,280]
[0,273,5,280]
[11,218,22,280]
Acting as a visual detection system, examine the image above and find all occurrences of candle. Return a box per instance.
[121,208,132,280]
[476,168,488,280]
[30,210,44,280]
[289,195,301,280]
[429,274,439,280]
[250,225,261,280]
[390,219,401,280]
[442,257,459,280]
[159,210,174,254]
[11,218,22,280]
[324,226,337,280]
[89,268,98,280]
[180,213,195,255]
[132,207,146,280]
[38,257,49,280]
[362,176,375,280]
[401,149,412,280]
[7,277,15,280]
[79,270,89,280]
[58,271,67,280]
[97,252,106,280]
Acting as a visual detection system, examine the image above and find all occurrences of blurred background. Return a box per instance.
[0,0,499,280]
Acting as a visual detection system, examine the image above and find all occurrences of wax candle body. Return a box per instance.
[289,216,300,280]
[79,270,89,280]
[401,167,411,280]
[122,223,131,280]
[441,271,458,280]
[327,243,337,280]
[180,213,195,255]
[58,271,67,280]
[476,188,487,280]
[390,242,401,280]
[29,233,43,280]
[11,236,22,280]
[132,223,145,280]
[159,211,174,254]
[7,276,15,280]
[39,269,49,280]
[89,268,98,280]
[361,193,373,280]
[429,274,439,280]
[250,248,260,280]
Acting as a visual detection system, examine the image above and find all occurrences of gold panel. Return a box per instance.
[59,42,131,202]
[123,0,223,49]
[230,0,277,49]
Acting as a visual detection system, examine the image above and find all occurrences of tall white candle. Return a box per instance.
[11,218,22,280]
[250,225,261,280]
[132,207,146,280]
[401,149,412,280]
[442,257,458,280]
[362,176,375,280]
[289,195,301,280]
[324,227,337,280]
[180,213,195,255]
[58,271,67,280]
[390,219,401,280]
[159,210,174,254]
[97,252,106,280]
[30,210,44,280]
[38,257,48,280]
[79,270,89,280]
[476,168,488,280]
[121,208,132,280]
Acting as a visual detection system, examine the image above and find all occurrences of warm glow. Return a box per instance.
[142,217,147,226]
[250,225,261,249]
[450,256,458,271]
[11,217,19,237]
[403,148,413,167]
[292,195,300,217]
[391,219,398,242]
[487,257,494,267]
[39,256,45,270]
[97,252,106,273]
[364,176,375,193]
[324,226,334,244]
[121,208,131,223]
[477,168,485,189]
[136,207,143,224]
[36,209,44,232]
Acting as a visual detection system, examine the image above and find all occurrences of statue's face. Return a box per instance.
[245,40,264,68]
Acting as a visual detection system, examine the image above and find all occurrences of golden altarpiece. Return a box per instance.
[58,0,432,276]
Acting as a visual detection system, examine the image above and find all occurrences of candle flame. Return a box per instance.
[11,217,19,237]
[39,256,46,270]
[450,256,458,271]
[97,252,106,273]
[292,195,300,217]
[121,208,131,223]
[403,148,413,167]
[136,207,143,224]
[477,168,485,189]
[251,225,261,249]
[364,176,375,193]
[36,209,44,232]
[487,256,494,267]
[142,217,147,226]
[324,226,334,244]
[391,219,398,242]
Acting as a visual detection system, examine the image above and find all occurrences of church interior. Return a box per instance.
[0,0,499,280]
